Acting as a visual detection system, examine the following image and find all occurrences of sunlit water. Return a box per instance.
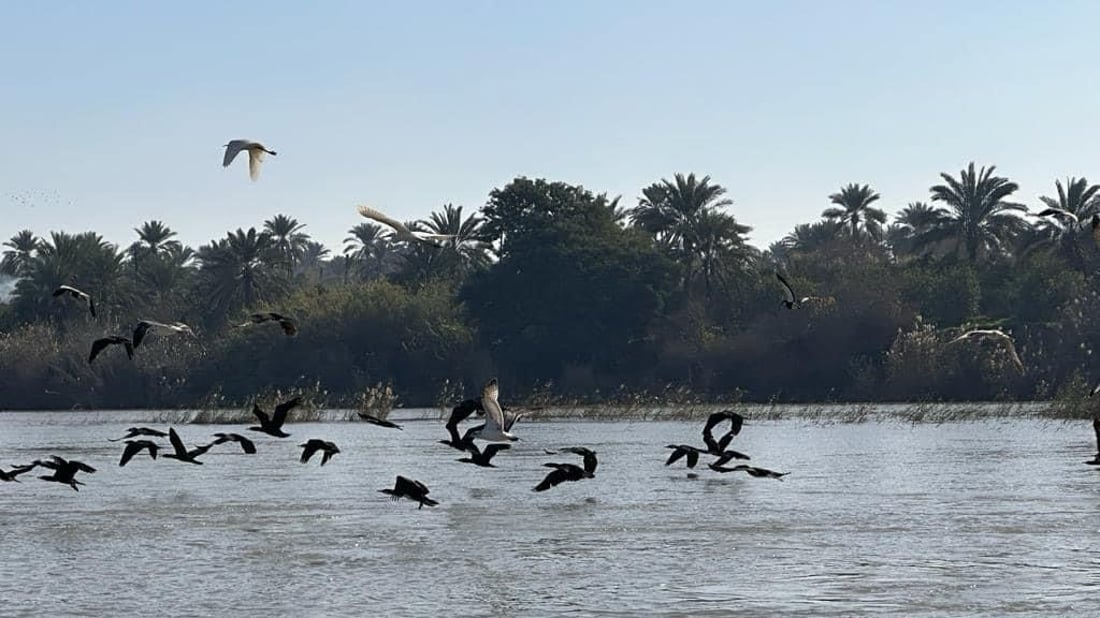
[1,410,1098,617]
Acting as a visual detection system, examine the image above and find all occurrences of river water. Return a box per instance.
[0,410,1097,617]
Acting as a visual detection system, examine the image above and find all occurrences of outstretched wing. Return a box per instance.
[88,338,111,364]
[775,272,796,304]
[483,444,511,460]
[357,205,412,236]
[480,378,505,431]
[133,322,152,348]
[247,148,265,181]
[665,447,686,466]
[223,140,247,167]
[168,428,188,458]
[534,467,570,492]
[272,396,302,426]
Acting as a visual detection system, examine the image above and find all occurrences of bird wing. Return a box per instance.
[279,319,298,336]
[483,444,511,460]
[223,140,247,167]
[168,428,189,458]
[534,467,569,492]
[411,232,457,242]
[581,452,597,475]
[503,410,523,432]
[357,205,412,236]
[1093,418,1100,454]
[393,475,423,497]
[88,338,111,364]
[298,441,317,464]
[686,450,699,468]
[775,272,796,304]
[272,396,301,426]
[248,148,265,181]
[119,442,141,467]
[188,442,215,458]
[132,322,152,348]
[252,404,270,426]
[665,447,685,466]
[236,435,257,454]
[123,340,134,360]
[480,379,505,431]
[1001,339,1025,373]
[717,430,735,452]
[702,430,720,453]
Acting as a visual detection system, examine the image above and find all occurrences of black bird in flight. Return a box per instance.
[709,463,789,480]
[379,475,438,509]
[119,440,159,467]
[456,440,510,468]
[108,426,168,442]
[163,428,214,465]
[248,396,301,438]
[299,439,340,466]
[438,398,484,450]
[211,433,257,454]
[88,336,134,364]
[0,464,36,482]
[240,312,297,336]
[357,412,402,430]
[34,456,96,490]
[776,272,809,310]
[1086,418,1100,466]
[52,284,95,317]
[533,462,594,492]
[665,444,707,469]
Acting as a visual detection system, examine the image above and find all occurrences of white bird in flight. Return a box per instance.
[132,320,197,349]
[463,378,521,442]
[947,328,1025,374]
[356,205,456,248]
[223,139,277,181]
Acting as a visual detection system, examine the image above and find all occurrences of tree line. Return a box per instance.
[2,163,1100,410]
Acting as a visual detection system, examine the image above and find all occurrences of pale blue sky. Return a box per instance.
[2,1,1099,254]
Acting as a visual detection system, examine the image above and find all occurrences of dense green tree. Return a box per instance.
[195,228,286,321]
[822,183,886,240]
[1,230,39,277]
[263,214,310,275]
[921,162,1027,261]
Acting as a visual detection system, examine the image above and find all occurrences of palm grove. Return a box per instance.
[2,163,1099,410]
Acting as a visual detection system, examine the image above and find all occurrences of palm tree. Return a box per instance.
[418,204,493,272]
[782,219,846,255]
[822,183,886,240]
[298,240,331,282]
[1,230,40,277]
[129,221,181,260]
[630,173,750,293]
[1024,177,1100,265]
[11,231,128,322]
[1039,176,1100,219]
[922,162,1027,261]
[343,223,398,281]
[887,202,949,258]
[263,214,310,274]
[196,228,285,319]
[692,210,758,297]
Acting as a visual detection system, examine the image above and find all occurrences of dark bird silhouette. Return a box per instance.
[438,399,484,450]
[88,336,134,364]
[299,439,340,466]
[357,412,402,430]
[533,463,593,492]
[133,320,196,348]
[560,446,598,475]
[248,396,301,438]
[710,464,788,480]
[776,272,810,310]
[379,475,438,509]
[665,444,706,468]
[1086,418,1100,465]
[240,312,297,336]
[456,440,510,467]
[703,410,744,445]
[52,284,95,317]
[162,428,213,465]
[0,464,35,482]
[34,456,96,490]
[211,433,257,454]
[108,426,168,442]
[712,450,752,466]
[119,440,159,466]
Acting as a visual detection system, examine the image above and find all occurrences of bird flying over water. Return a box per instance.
[533,462,595,492]
[1086,418,1100,465]
[665,444,706,469]
[299,439,340,466]
[709,463,789,480]
[379,475,438,509]
[52,285,95,317]
[560,447,599,476]
[0,464,35,482]
[223,139,276,181]
[439,399,484,450]
[357,412,402,430]
[947,328,1025,373]
[88,336,134,364]
[356,205,456,248]
[462,379,521,443]
[118,440,159,467]
[248,396,301,438]
[108,426,168,442]
[703,410,744,451]
[456,440,510,468]
[239,312,297,336]
[34,456,96,490]
[211,433,257,454]
[162,428,214,465]
[133,320,196,348]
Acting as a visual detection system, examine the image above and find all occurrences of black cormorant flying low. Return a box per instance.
[34,456,96,490]
[162,428,214,465]
[109,426,168,442]
[665,444,707,468]
[560,447,598,476]
[52,285,95,317]
[239,312,297,336]
[0,464,35,482]
[379,475,438,509]
[533,462,593,492]
[88,336,134,364]
[211,433,257,454]
[119,440,159,467]
[299,439,340,466]
[1086,418,1100,466]
[438,399,484,450]
[248,396,301,438]
[456,440,510,468]
[709,463,789,480]
[357,412,403,430]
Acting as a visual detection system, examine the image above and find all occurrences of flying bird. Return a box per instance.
[709,464,789,480]
[703,410,744,453]
[133,320,196,348]
[239,312,297,336]
[0,464,35,482]
[88,336,134,364]
[947,328,1025,373]
[438,398,484,450]
[108,426,168,442]
[162,428,214,465]
[711,449,752,466]
[34,456,96,490]
[356,205,456,248]
[118,440,159,467]
[456,440,510,468]
[52,285,95,317]
[211,433,257,454]
[379,475,438,509]
[533,462,594,492]
[665,444,706,469]
[776,272,810,310]
[299,439,340,466]
[462,378,521,442]
[357,412,402,430]
[248,396,301,438]
[1086,418,1100,465]
[1035,207,1079,225]
[559,447,598,475]
[223,139,276,181]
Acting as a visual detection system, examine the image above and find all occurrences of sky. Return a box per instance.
[2,1,1099,255]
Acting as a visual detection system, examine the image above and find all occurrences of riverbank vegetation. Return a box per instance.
[3,166,1100,411]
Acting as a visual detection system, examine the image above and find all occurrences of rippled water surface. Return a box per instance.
[2,410,1099,617]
